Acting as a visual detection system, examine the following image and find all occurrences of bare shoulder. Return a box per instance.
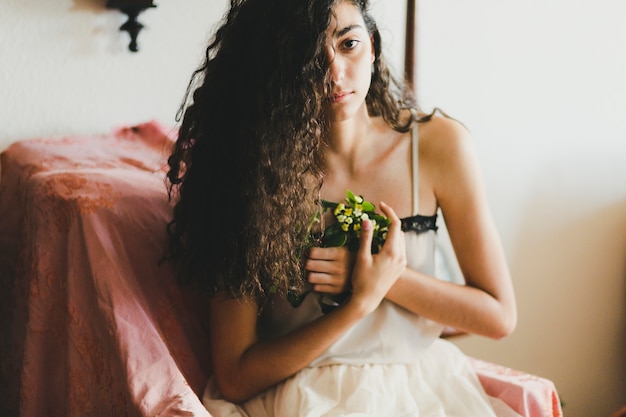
[417,112,474,161]
[416,112,482,196]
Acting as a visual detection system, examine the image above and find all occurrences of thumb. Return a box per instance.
[358,219,374,258]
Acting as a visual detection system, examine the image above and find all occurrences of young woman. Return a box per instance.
[166,0,518,415]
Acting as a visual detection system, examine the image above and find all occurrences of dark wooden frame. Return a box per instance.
[404,0,416,89]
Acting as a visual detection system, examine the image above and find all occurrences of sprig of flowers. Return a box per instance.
[317,190,390,254]
[288,191,390,310]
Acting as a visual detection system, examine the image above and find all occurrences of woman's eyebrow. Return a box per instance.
[334,24,364,38]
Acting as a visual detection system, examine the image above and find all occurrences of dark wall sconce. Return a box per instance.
[107,0,157,53]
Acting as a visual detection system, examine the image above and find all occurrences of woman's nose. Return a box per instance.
[329,56,345,84]
[327,47,345,84]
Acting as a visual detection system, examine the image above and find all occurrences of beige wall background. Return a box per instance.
[1,1,624,416]
[415,2,626,417]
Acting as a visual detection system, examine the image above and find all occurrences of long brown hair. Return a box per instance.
[166,0,418,305]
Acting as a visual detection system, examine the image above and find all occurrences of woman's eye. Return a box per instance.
[342,39,360,50]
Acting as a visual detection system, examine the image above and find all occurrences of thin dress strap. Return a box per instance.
[411,124,419,215]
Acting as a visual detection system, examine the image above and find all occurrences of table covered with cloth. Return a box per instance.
[0,121,563,417]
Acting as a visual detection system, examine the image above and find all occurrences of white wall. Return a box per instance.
[415,2,626,416]
[1,1,624,416]
[0,0,228,146]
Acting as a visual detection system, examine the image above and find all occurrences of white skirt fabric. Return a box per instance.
[202,339,521,417]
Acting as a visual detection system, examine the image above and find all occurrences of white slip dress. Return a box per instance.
[202,125,521,417]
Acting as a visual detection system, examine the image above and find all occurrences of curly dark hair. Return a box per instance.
[166,0,418,305]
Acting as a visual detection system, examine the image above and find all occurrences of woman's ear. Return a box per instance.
[370,35,375,63]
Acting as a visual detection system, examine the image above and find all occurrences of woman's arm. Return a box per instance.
[209,203,406,403]
[385,117,517,339]
[209,290,367,403]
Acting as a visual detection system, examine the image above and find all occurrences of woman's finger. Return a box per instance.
[308,246,345,261]
[378,201,402,241]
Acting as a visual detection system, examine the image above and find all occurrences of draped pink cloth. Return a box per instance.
[470,358,562,417]
[0,121,562,417]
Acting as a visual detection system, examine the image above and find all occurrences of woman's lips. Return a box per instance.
[329,91,352,104]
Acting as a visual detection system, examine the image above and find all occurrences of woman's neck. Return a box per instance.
[325,107,376,164]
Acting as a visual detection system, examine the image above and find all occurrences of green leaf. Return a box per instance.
[346,238,360,252]
[321,200,338,211]
[362,201,375,211]
[370,213,389,225]
[322,224,348,247]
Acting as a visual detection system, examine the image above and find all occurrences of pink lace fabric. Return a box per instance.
[0,121,562,417]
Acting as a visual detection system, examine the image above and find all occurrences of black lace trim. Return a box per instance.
[400,213,438,234]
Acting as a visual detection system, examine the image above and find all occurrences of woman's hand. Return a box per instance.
[305,246,354,294]
[349,201,406,315]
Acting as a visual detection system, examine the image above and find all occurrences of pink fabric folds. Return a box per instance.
[0,120,563,417]
[470,358,563,417]
[0,121,212,417]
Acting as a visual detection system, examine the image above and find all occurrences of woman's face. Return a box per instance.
[324,1,375,122]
